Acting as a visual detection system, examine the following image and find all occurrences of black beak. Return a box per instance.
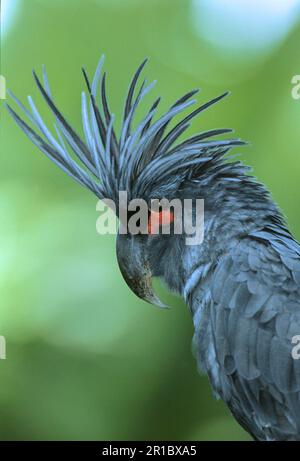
[116,233,167,308]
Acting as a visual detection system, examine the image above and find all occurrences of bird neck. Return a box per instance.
[160,173,285,300]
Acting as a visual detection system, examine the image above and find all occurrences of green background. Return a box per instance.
[1,0,300,441]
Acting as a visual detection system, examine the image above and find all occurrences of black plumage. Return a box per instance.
[6,57,300,440]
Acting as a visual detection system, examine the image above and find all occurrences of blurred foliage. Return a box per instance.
[1,0,300,441]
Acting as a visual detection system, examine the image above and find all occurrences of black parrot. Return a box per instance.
[6,57,300,440]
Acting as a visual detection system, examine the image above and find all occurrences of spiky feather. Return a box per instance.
[6,56,245,204]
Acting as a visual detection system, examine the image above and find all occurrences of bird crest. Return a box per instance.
[6,56,245,207]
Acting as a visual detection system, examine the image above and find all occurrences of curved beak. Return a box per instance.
[116,234,167,308]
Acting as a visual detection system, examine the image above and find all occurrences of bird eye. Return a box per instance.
[147,210,174,235]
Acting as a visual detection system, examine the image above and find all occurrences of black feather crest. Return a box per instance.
[6,56,245,202]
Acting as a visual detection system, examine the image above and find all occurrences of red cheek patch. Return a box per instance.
[148,210,174,234]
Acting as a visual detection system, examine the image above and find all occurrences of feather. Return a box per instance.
[7,57,245,203]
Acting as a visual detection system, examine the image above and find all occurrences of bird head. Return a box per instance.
[6,56,246,307]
